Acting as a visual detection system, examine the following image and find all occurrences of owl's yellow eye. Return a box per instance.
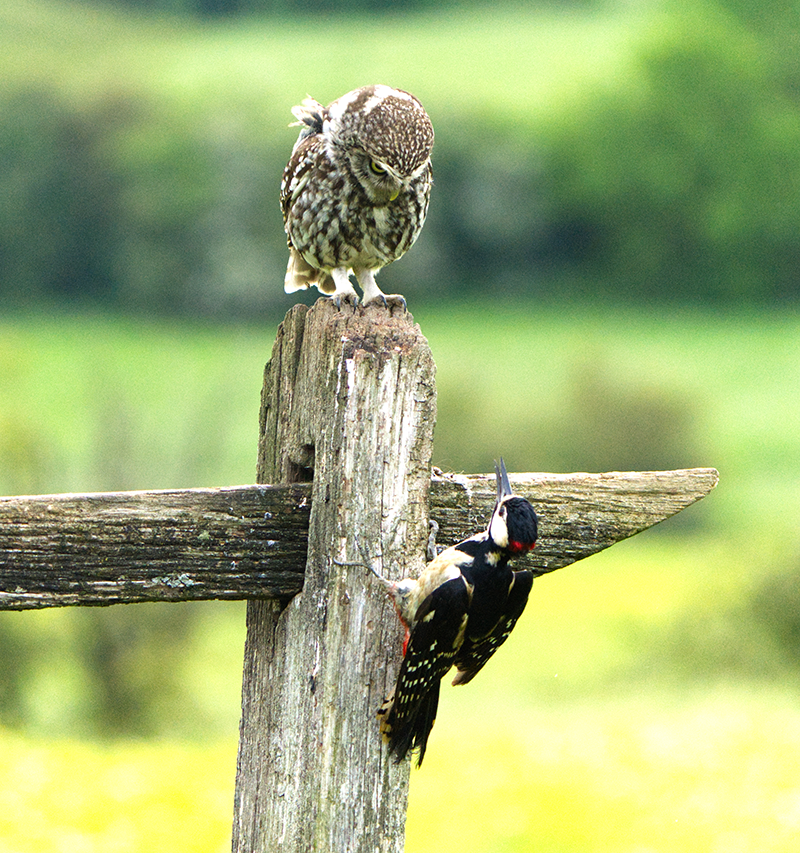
[369,160,387,175]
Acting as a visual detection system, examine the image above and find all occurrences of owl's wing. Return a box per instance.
[280,135,325,225]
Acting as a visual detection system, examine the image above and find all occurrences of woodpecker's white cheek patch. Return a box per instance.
[489,512,509,548]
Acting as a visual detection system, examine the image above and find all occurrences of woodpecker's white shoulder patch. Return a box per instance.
[425,545,470,577]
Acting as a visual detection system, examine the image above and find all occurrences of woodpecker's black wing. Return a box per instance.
[452,569,533,686]
[378,576,471,766]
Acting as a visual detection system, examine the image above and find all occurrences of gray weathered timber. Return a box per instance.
[233,300,437,853]
[0,484,309,609]
[0,469,718,610]
[431,467,720,575]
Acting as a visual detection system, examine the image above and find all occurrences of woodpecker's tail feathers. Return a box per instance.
[378,680,440,767]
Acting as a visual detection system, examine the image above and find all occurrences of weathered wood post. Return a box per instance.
[233,300,437,852]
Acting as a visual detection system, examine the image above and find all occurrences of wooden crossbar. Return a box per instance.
[0,469,718,610]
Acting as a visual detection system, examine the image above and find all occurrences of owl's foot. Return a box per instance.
[361,292,407,313]
[332,291,359,311]
[330,268,359,310]
[355,270,407,314]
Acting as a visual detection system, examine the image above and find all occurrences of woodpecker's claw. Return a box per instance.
[332,534,386,582]
[366,560,390,584]
[331,553,383,574]
[426,519,439,562]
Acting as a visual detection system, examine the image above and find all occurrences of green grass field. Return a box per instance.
[1,302,799,851]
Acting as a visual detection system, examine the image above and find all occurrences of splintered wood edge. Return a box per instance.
[0,469,718,608]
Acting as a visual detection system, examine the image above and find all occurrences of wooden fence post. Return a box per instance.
[233,300,437,852]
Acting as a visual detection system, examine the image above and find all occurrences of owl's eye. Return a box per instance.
[369,160,387,176]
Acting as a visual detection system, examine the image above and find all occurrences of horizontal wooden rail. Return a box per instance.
[0,468,718,610]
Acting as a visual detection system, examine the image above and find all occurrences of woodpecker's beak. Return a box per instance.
[495,457,513,503]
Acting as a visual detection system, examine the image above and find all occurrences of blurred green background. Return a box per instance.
[2,0,800,851]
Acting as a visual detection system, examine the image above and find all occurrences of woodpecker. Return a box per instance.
[373,459,538,767]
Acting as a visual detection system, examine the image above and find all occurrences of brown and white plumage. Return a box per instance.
[280,85,434,307]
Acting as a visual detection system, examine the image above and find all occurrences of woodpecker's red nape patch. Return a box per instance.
[509,540,536,554]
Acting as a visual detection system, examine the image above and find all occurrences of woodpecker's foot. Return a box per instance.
[332,553,383,575]
[376,691,395,737]
[365,558,392,588]
[426,519,439,562]
[332,535,386,580]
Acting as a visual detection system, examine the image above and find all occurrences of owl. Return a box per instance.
[280,85,434,309]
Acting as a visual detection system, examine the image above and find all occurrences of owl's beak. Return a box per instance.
[389,188,400,202]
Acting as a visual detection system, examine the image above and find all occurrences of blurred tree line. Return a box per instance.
[105,0,529,17]
[2,0,799,318]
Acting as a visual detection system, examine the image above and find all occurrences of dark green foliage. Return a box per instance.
[749,563,800,673]
[540,4,800,302]
[545,356,701,474]
[0,602,244,737]
[0,90,118,305]
[646,560,800,686]
[103,0,526,18]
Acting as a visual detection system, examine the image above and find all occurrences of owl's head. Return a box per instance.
[325,85,434,205]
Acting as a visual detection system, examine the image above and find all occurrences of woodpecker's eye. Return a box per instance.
[369,160,387,175]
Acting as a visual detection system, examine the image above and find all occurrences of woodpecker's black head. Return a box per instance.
[488,458,538,554]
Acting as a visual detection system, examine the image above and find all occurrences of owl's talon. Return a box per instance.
[333,292,359,310]
[387,294,408,314]
[361,293,407,313]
